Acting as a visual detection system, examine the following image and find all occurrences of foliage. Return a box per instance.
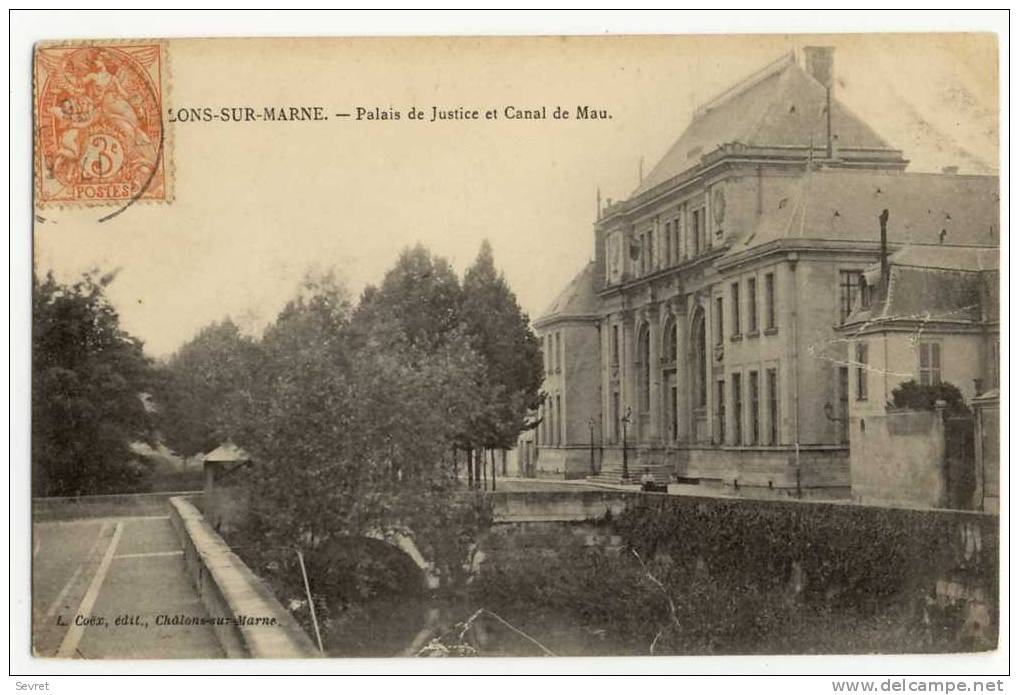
[32,270,156,495]
[473,497,997,654]
[223,266,492,599]
[460,240,544,450]
[154,318,259,457]
[890,380,969,414]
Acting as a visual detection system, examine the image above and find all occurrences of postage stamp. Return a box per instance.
[34,41,170,207]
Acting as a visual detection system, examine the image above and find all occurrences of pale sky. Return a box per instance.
[34,34,998,358]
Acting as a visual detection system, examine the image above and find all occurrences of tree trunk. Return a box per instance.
[490,448,497,491]
[466,447,474,489]
[474,448,482,488]
[481,448,488,491]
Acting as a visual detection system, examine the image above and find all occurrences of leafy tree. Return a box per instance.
[890,380,969,414]
[460,240,544,450]
[225,268,490,599]
[32,270,155,495]
[154,318,258,457]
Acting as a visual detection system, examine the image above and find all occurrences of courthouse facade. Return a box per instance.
[531,48,999,497]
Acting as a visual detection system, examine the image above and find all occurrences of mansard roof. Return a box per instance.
[729,169,1000,255]
[536,261,598,326]
[632,52,897,197]
[845,244,998,329]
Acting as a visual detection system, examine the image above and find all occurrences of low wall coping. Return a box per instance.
[169,496,320,659]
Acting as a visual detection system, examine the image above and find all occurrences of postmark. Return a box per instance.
[34,41,170,208]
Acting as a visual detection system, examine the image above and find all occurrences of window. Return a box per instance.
[714,296,724,347]
[638,325,651,412]
[715,379,726,444]
[692,209,702,256]
[672,216,681,263]
[747,277,758,333]
[839,270,864,323]
[537,404,542,445]
[749,370,760,445]
[611,325,620,367]
[664,221,673,266]
[731,282,741,336]
[555,332,562,372]
[919,342,942,385]
[668,385,678,441]
[663,319,678,363]
[611,391,620,443]
[732,373,743,446]
[856,342,869,400]
[765,273,776,330]
[766,368,779,445]
[694,310,707,407]
[556,395,563,444]
[699,206,709,249]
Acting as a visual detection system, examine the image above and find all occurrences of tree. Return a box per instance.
[32,270,155,496]
[154,318,258,457]
[890,380,969,414]
[460,240,544,451]
[224,267,491,599]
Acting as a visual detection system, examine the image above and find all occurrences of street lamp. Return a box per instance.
[621,406,632,481]
[588,418,597,476]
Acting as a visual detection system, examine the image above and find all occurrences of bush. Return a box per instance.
[891,380,968,414]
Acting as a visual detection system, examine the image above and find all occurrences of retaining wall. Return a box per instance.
[168,496,320,658]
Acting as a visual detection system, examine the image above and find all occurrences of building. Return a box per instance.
[840,245,999,509]
[532,47,999,499]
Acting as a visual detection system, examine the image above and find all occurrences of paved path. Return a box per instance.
[32,510,224,659]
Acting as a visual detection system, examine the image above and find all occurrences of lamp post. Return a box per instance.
[621,406,632,481]
[588,418,597,476]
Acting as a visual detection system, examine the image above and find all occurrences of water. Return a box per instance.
[319,594,635,658]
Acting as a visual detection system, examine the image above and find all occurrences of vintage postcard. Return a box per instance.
[28,33,1001,665]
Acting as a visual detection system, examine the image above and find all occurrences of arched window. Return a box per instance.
[637,324,651,412]
[692,308,707,408]
[662,317,678,364]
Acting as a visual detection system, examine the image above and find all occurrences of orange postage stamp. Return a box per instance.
[34,41,170,207]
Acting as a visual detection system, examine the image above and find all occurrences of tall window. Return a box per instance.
[714,297,724,347]
[672,216,682,263]
[663,319,678,363]
[537,404,543,445]
[765,272,776,330]
[839,270,864,323]
[664,221,673,266]
[555,395,563,444]
[856,342,869,400]
[699,206,708,249]
[732,373,743,446]
[747,277,758,333]
[611,325,620,367]
[919,342,942,385]
[715,379,726,444]
[694,310,707,407]
[730,282,741,336]
[692,209,702,256]
[638,324,651,412]
[767,368,779,445]
[611,390,620,443]
[749,370,760,445]
[555,332,562,372]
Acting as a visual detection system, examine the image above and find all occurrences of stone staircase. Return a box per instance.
[588,460,671,486]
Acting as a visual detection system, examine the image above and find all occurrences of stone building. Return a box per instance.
[840,245,999,509]
[531,47,999,498]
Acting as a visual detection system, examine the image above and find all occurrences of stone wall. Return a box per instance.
[850,409,946,507]
[479,491,998,652]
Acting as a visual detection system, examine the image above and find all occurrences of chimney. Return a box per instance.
[804,46,835,89]
[804,46,835,158]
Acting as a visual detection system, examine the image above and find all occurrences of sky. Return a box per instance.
[33,33,998,358]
